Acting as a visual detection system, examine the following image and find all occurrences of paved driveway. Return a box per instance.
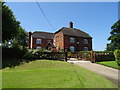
[67,60,120,87]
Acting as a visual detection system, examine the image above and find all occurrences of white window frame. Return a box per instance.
[36,46,41,49]
[84,47,88,51]
[36,39,42,44]
[70,46,75,52]
[83,39,88,44]
[70,38,75,43]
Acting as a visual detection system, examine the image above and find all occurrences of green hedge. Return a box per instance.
[114,49,120,66]
[2,47,27,59]
[23,49,65,60]
[2,47,28,68]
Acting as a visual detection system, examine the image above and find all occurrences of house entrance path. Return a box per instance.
[67,58,120,87]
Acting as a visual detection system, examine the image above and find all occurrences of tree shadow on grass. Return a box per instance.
[2,59,35,69]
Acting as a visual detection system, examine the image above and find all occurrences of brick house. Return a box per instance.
[53,22,92,52]
[28,31,55,49]
[28,22,92,52]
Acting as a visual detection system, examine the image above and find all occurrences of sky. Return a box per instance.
[5,2,118,51]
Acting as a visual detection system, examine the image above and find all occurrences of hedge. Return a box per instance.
[2,47,27,59]
[114,49,120,66]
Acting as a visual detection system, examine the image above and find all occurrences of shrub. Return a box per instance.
[114,49,120,66]
[2,47,27,59]
[23,50,37,59]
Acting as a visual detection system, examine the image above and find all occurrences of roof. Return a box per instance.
[32,31,54,39]
[55,27,92,38]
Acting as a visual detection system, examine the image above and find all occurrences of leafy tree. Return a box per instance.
[2,2,20,43]
[106,20,120,51]
[11,27,28,49]
[2,2,28,49]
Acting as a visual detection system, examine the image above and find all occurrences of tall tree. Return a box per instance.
[2,2,20,43]
[2,2,28,48]
[11,27,28,49]
[106,20,120,51]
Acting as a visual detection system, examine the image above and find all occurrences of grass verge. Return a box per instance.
[2,60,117,88]
[97,61,120,70]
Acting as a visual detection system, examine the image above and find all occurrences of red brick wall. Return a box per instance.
[54,32,64,50]
[63,35,92,51]
[32,38,53,49]
[54,32,92,52]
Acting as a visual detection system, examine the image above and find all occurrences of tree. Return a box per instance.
[2,2,28,49]
[11,27,28,49]
[2,2,20,43]
[106,20,120,51]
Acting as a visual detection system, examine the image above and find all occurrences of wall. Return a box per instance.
[32,38,53,49]
[54,31,64,50]
[64,35,92,51]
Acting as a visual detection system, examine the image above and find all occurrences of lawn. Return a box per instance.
[97,61,120,70]
[2,60,117,88]
[0,70,2,89]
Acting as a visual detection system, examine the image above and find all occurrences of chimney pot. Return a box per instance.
[69,21,73,28]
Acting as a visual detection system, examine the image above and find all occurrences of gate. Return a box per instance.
[67,51,115,62]
[67,51,95,62]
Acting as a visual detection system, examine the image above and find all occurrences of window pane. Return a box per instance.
[36,39,42,44]
[83,39,88,44]
[84,47,88,51]
[70,46,75,52]
[70,38,75,43]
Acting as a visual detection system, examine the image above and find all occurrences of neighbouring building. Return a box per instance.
[28,31,55,49]
[28,22,92,52]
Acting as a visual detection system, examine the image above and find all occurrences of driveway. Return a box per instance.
[67,59,120,87]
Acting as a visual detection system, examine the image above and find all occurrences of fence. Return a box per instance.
[67,51,115,62]
[95,52,115,62]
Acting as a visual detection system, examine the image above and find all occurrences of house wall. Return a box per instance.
[54,31,64,50]
[29,31,92,52]
[32,38,53,49]
[63,35,92,51]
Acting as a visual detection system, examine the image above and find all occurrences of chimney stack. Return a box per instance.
[29,32,32,49]
[69,21,73,28]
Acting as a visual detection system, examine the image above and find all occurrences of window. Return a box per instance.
[70,46,75,52]
[70,38,75,43]
[36,46,41,49]
[84,47,88,51]
[77,42,79,44]
[83,39,88,44]
[36,39,42,44]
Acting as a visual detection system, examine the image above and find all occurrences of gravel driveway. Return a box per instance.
[68,60,120,87]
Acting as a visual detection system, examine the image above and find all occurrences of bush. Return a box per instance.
[114,49,120,66]
[23,50,37,59]
[2,47,27,59]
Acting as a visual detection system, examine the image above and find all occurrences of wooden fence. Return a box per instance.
[36,51,115,62]
[68,51,115,62]
[95,52,115,62]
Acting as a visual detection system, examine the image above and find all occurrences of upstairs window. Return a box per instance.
[70,38,75,43]
[84,47,88,51]
[36,39,42,44]
[83,39,88,44]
